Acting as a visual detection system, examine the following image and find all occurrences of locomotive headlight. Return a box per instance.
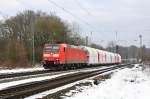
[44,58,47,60]
[53,54,59,57]
[43,54,50,57]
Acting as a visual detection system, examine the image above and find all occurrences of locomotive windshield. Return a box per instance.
[44,45,59,52]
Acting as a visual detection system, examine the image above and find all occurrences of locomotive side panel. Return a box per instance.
[64,47,86,64]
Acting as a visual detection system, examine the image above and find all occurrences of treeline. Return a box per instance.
[0,10,149,68]
[0,10,85,68]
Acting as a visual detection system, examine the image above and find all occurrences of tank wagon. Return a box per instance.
[42,43,121,69]
[80,46,121,65]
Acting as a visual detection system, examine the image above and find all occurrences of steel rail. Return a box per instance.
[0,64,130,99]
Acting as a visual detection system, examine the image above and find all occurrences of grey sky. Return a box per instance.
[0,0,150,47]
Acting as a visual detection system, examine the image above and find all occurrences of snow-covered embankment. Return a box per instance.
[64,64,150,99]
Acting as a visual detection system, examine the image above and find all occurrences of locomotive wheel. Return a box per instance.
[43,64,49,69]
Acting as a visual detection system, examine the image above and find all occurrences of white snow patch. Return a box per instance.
[0,67,44,74]
[64,65,150,99]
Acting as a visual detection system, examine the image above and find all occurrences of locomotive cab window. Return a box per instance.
[44,45,59,52]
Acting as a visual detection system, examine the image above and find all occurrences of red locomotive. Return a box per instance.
[42,44,87,69]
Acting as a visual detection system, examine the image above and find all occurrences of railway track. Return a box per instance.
[0,66,110,80]
[0,64,127,80]
[0,65,118,83]
[0,64,130,99]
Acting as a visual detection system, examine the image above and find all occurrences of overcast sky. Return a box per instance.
[0,0,150,47]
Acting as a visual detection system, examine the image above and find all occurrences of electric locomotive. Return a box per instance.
[42,43,87,69]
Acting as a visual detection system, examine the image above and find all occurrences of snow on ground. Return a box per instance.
[0,66,110,90]
[0,71,79,90]
[64,64,150,99]
[25,67,120,99]
[0,67,44,74]
[25,79,93,99]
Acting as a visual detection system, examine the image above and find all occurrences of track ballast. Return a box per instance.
[0,64,131,99]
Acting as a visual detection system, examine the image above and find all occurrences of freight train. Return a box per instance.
[42,43,121,69]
